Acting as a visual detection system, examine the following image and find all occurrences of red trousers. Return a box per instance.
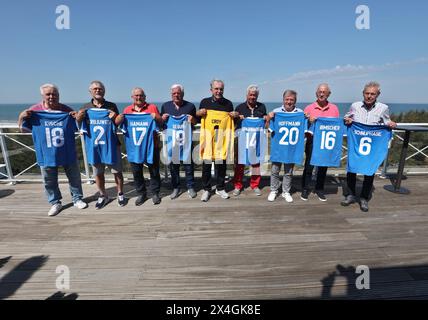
[233,163,261,190]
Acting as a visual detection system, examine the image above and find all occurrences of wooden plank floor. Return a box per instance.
[1,174,428,299]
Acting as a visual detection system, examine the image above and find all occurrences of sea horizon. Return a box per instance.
[1,102,427,122]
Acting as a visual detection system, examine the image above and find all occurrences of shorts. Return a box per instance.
[92,146,123,175]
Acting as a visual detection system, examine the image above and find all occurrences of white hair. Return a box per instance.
[39,83,59,95]
[171,84,184,93]
[364,81,381,92]
[210,79,224,88]
[89,80,105,91]
[317,83,331,93]
[247,84,259,95]
[132,87,145,95]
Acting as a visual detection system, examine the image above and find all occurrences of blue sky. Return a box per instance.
[0,0,427,104]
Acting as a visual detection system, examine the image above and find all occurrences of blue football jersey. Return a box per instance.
[22,111,78,167]
[120,113,156,164]
[269,112,307,164]
[165,115,192,164]
[80,108,118,165]
[237,118,268,165]
[347,122,392,175]
[310,117,345,167]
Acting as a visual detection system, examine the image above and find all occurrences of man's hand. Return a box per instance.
[69,111,77,118]
[76,109,86,123]
[187,115,195,124]
[162,113,169,122]
[344,117,353,125]
[197,108,207,118]
[239,115,244,120]
[108,111,117,119]
[19,109,32,120]
[388,121,397,129]
[114,114,124,126]
[229,111,239,118]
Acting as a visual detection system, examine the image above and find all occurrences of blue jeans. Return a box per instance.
[170,163,195,189]
[40,161,84,205]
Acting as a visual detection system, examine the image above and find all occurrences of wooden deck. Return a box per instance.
[1,174,428,300]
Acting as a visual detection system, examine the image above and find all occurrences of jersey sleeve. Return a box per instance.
[119,116,127,133]
[268,117,275,133]
[79,113,89,134]
[21,117,33,133]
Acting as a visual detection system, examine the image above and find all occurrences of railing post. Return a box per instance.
[160,132,169,183]
[0,128,16,184]
[380,134,393,179]
[79,133,93,184]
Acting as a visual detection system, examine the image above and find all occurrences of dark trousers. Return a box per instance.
[170,163,195,189]
[130,151,161,195]
[346,172,374,200]
[202,161,227,191]
[302,137,328,191]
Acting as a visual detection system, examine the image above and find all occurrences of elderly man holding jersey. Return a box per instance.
[342,81,396,212]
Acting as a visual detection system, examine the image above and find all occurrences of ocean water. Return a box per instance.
[0,102,427,122]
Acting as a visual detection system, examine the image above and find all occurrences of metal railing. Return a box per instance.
[1,122,428,184]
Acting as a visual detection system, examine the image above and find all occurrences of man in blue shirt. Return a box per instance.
[342,82,396,212]
[18,84,87,216]
[161,84,197,200]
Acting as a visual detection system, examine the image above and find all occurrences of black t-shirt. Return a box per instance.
[199,97,234,112]
[81,100,119,114]
[235,102,267,128]
[161,100,197,117]
[235,102,267,118]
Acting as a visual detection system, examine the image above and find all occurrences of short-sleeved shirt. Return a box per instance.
[161,100,197,117]
[29,102,73,113]
[123,103,160,116]
[123,103,161,148]
[304,101,339,138]
[199,97,233,112]
[344,101,392,125]
[304,102,339,118]
[235,102,267,129]
[80,100,119,114]
[272,106,303,113]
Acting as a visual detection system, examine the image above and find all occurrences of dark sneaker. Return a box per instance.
[315,190,327,202]
[117,193,126,207]
[135,193,147,206]
[341,195,356,207]
[360,198,369,212]
[170,188,180,200]
[300,189,310,201]
[95,196,109,210]
[187,188,197,199]
[152,193,161,205]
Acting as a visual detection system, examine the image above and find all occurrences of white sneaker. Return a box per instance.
[201,190,210,202]
[282,192,293,203]
[48,202,62,216]
[215,189,230,199]
[268,191,277,202]
[74,199,88,209]
[232,188,241,196]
